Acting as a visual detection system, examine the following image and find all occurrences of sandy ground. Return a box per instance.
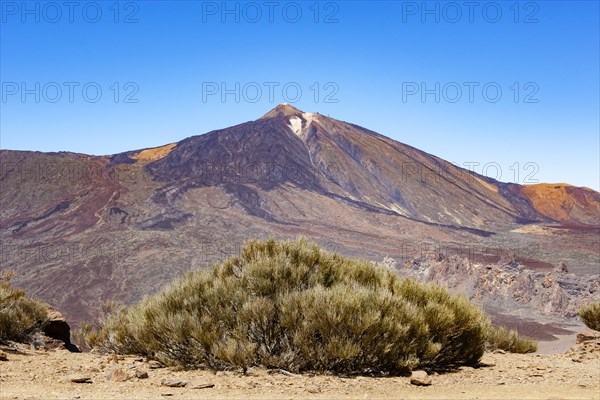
[536,334,578,354]
[1,340,599,400]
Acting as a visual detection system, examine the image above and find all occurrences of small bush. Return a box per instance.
[485,325,537,353]
[89,238,491,374]
[0,271,48,342]
[578,303,600,331]
[72,301,120,352]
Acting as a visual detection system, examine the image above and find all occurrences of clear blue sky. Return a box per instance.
[1,1,598,189]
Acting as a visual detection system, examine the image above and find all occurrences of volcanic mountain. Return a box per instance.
[1,104,599,330]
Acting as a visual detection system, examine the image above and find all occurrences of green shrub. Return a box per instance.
[0,271,48,342]
[578,303,600,331]
[485,325,537,353]
[89,238,490,374]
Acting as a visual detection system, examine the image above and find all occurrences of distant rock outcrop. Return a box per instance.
[395,254,600,320]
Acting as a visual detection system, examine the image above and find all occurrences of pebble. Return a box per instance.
[187,380,215,389]
[106,368,132,382]
[410,370,432,386]
[161,378,189,387]
[61,374,92,383]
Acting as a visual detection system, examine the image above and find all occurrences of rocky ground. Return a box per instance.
[1,333,599,400]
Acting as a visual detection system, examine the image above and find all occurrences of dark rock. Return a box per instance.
[135,370,149,379]
[576,330,600,344]
[43,305,79,352]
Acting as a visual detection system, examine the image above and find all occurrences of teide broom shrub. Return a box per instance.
[0,270,48,342]
[90,238,490,374]
[578,303,600,331]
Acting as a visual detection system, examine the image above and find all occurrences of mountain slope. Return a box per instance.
[142,103,595,229]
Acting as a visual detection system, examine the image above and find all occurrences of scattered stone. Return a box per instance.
[186,380,214,389]
[106,368,131,382]
[161,393,173,397]
[0,351,8,361]
[267,368,301,377]
[135,369,149,379]
[576,330,599,344]
[161,378,189,387]
[493,349,506,354]
[106,354,119,363]
[410,370,432,386]
[61,374,92,383]
[306,385,320,393]
[559,262,568,273]
[542,276,554,288]
[148,360,163,369]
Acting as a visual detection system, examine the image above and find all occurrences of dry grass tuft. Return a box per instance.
[485,325,537,354]
[578,303,600,331]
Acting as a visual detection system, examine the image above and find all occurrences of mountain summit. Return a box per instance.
[1,105,598,323]
[259,103,305,119]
